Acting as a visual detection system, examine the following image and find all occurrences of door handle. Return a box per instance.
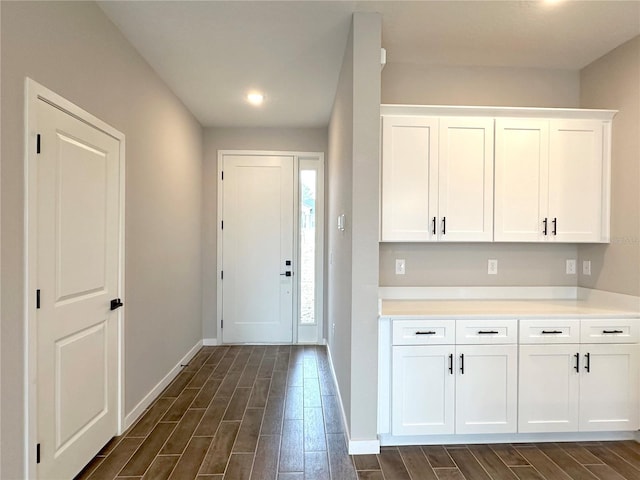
[110,298,123,311]
[543,218,548,236]
[432,217,436,235]
[459,353,464,374]
[449,353,454,374]
[552,217,557,235]
[415,331,437,335]
[585,352,591,373]
[477,330,499,335]
[280,271,292,277]
[541,330,563,335]
[442,217,446,235]
[574,352,580,373]
[602,330,623,334]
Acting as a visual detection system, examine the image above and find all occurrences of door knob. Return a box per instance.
[280,271,292,277]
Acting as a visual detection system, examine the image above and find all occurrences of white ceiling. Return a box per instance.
[98,1,640,128]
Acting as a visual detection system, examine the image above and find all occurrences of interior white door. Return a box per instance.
[36,100,121,479]
[222,154,294,343]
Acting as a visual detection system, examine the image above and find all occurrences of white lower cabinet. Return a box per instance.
[391,342,517,436]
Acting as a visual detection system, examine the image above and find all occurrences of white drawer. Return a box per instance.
[392,320,455,345]
[519,319,580,344]
[580,318,639,344]
[455,319,517,344]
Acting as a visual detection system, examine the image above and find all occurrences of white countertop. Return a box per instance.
[380,299,639,319]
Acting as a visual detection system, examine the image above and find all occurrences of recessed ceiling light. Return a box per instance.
[247,92,264,106]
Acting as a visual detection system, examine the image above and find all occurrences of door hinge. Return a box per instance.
[36,443,41,464]
[221,221,224,230]
[36,134,41,154]
[36,289,41,309]
[220,270,223,280]
[221,319,224,329]
[221,171,224,180]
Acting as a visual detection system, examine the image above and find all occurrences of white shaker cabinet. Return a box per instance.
[380,115,494,242]
[494,118,609,242]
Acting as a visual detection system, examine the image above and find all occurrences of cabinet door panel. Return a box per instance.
[549,120,604,242]
[579,344,639,431]
[438,118,494,242]
[494,119,549,241]
[381,116,438,241]
[455,345,517,434]
[518,345,579,433]
[392,345,454,435]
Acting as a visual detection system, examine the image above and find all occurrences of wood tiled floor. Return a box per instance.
[75,345,640,480]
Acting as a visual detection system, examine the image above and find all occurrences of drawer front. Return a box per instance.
[580,318,640,344]
[392,320,455,345]
[519,319,580,344]
[455,319,517,344]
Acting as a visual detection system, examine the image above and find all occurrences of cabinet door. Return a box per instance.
[392,345,454,435]
[381,116,438,241]
[579,344,639,432]
[548,120,604,242]
[518,345,580,433]
[438,118,494,242]
[455,345,517,434]
[494,119,549,241]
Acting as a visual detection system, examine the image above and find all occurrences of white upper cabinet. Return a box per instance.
[380,114,493,242]
[382,105,615,243]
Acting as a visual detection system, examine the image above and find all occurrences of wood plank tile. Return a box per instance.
[269,370,288,398]
[249,378,271,408]
[261,395,285,435]
[238,363,260,389]
[198,421,241,475]
[214,371,242,399]
[204,347,229,365]
[223,387,251,421]
[490,444,530,467]
[303,355,319,379]
[326,434,358,480]
[535,444,599,480]
[119,422,177,476]
[162,388,199,422]
[303,408,326,452]
[278,474,304,480]
[75,455,105,480]
[196,475,223,480]
[275,352,291,372]
[379,447,411,480]
[141,455,179,480]
[303,377,322,408]
[85,438,144,480]
[586,464,628,480]
[161,409,206,454]
[285,387,303,420]
[234,408,265,453]
[279,419,304,472]
[290,346,305,364]
[607,442,640,470]
[585,445,640,480]
[250,435,281,480]
[211,356,236,380]
[422,446,455,468]
[229,350,253,374]
[258,356,276,378]
[304,451,330,480]
[187,365,215,389]
[191,378,223,409]
[353,454,380,471]
[163,370,198,398]
[321,395,343,434]
[433,468,465,480]
[97,436,124,457]
[516,446,573,480]
[556,442,602,465]
[468,444,518,480]
[510,466,546,480]
[447,448,492,480]
[399,445,439,480]
[224,453,253,480]
[287,362,304,387]
[185,349,214,371]
[194,396,228,437]
[168,436,213,480]
[357,472,384,480]
[318,370,336,396]
[127,398,175,437]
[613,441,640,455]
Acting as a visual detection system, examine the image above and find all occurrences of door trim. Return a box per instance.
[24,78,126,478]
[216,150,324,345]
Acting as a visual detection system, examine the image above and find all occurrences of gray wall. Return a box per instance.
[327,12,381,444]
[578,36,640,297]
[380,63,582,287]
[1,2,203,477]
[201,127,328,341]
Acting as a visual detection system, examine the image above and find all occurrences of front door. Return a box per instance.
[221,154,294,343]
[35,98,122,479]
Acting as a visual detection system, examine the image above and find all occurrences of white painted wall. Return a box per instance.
[1,3,203,476]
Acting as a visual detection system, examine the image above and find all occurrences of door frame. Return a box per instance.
[23,78,126,478]
[216,150,324,345]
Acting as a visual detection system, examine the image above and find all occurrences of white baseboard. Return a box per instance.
[124,339,202,430]
[203,338,218,346]
[325,344,380,455]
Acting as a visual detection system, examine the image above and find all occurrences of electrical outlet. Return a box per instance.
[566,259,576,275]
[395,259,406,275]
[583,260,592,276]
[488,259,498,275]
